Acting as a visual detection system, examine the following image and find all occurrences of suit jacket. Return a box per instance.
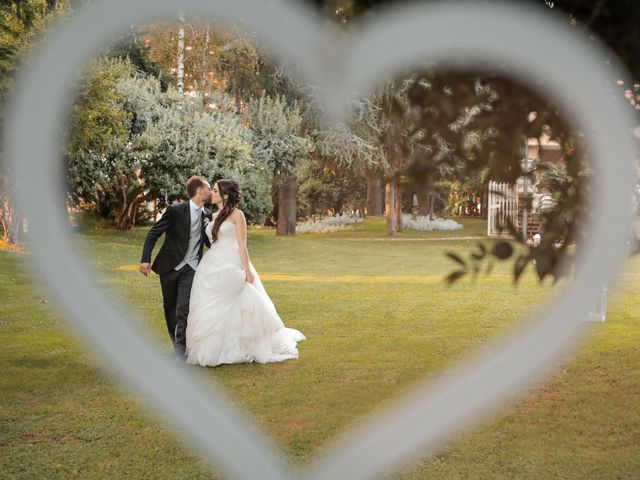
[141,202,212,275]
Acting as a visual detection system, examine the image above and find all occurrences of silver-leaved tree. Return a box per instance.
[67,57,272,229]
[244,93,315,235]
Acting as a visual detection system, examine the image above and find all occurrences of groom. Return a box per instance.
[139,176,213,361]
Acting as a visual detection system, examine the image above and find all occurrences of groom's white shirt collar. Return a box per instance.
[189,199,201,213]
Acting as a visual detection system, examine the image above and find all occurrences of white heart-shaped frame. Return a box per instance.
[5,1,637,479]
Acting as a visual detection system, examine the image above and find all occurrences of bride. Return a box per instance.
[185,179,305,367]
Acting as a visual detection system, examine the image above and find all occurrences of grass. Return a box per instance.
[1,216,639,479]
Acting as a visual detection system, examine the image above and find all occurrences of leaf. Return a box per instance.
[514,254,529,283]
[485,261,494,276]
[534,250,551,282]
[552,251,573,283]
[471,242,487,260]
[446,269,467,284]
[471,263,481,281]
[491,241,514,260]
[471,252,484,261]
[446,252,467,267]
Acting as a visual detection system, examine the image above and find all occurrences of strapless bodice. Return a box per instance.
[206,220,237,247]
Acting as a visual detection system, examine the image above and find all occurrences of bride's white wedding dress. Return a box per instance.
[185,220,305,367]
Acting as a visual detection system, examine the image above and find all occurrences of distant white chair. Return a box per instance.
[587,286,608,322]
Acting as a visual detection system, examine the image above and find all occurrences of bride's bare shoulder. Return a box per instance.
[230,208,245,222]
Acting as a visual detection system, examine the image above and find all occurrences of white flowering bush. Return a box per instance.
[319,213,362,226]
[296,213,363,233]
[401,214,463,232]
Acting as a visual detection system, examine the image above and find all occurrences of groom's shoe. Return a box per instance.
[174,347,187,364]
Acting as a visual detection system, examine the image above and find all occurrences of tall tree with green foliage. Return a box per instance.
[245,93,314,235]
[103,29,172,92]
[139,19,304,110]
[0,0,68,244]
[298,158,367,218]
[313,94,385,217]
[67,59,262,229]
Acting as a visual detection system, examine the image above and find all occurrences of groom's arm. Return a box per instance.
[140,207,174,274]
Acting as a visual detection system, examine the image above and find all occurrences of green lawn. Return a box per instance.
[1,217,639,479]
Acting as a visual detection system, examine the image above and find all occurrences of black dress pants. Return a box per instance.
[159,264,195,356]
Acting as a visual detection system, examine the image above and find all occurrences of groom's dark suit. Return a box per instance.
[141,201,212,356]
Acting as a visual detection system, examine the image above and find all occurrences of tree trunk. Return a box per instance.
[264,182,278,227]
[114,199,138,230]
[481,184,489,219]
[177,12,185,94]
[385,179,397,236]
[366,171,383,216]
[114,196,143,230]
[276,174,297,236]
[394,173,403,232]
[418,184,431,216]
[201,22,210,98]
[113,177,147,230]
[429,189,436,220]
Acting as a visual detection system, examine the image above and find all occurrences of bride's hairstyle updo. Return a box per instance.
[211,179,241,243]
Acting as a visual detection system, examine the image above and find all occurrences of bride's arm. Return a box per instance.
[234,210,255,284]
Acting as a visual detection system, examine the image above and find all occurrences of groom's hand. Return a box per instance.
[139,263,151,276]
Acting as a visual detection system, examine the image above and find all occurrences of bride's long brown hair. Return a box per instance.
[211,179,241,242]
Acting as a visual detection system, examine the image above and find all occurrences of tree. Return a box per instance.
[313,74,493,235]
[138,19,305,110]
[66,57,135,222]
[298,159,367,218]
[351,77,482,235]
[313,94,385,217]
[67,61,259,229]
[0,0,68,244]
[244,93,314,235]
[103,29,172,92]
[372,80,427,234]
[176,11,185,94]
[312,84,408,233]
